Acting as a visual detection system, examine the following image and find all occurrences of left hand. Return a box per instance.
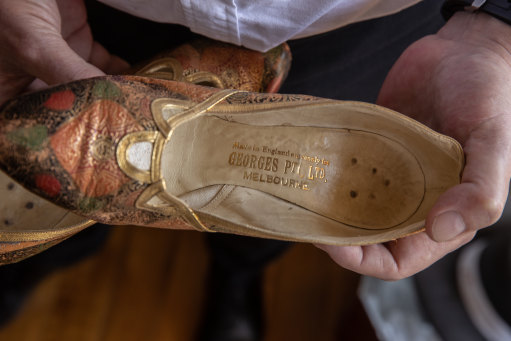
[318,11,511,280]
[0,0,128,106]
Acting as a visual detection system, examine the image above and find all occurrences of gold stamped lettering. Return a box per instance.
[264,157,272,171]
[228,152,236,165]
[242,171,310,191]
[284,160,292,174]
[284,160,300,175]
[230,152,278,173]
[257,156,265,169]
[231,143,324,192]
[307,165,326,180]
[249,155,257,168]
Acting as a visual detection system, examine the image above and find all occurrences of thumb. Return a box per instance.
[26,34,104,85]
[426,129,511,242]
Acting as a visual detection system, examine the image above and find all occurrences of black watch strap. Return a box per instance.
[442,0,511,25]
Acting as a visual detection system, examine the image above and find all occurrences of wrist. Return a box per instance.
[439,11,511,61]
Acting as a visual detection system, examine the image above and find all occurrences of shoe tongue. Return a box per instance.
[480,233,511,327]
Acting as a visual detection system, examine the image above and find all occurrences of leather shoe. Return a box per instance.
[0,78,463,249]
[0,39,291,264]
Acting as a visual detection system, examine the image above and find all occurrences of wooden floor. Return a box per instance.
[0,226,376,341]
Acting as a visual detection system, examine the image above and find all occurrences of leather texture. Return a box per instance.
[0,75,464,247]
[0,39,291,264]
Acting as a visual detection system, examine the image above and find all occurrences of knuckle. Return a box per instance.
[8,29,60,70]
[380,265,410,281]
[382,273,405,282]
[8,34,42,64]
[480,195,505,226]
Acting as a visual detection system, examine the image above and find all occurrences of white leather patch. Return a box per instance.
[127,142,153,171]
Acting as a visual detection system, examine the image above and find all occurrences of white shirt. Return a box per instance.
[99,0,421,51]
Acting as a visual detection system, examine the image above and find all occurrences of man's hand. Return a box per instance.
[318,11,511,280]
[0,0,128,106]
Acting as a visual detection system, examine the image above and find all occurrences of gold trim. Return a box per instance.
[151,98,194,136]
[166,89,238,131]
[157,184,213,232]
[151,133,165,182]
[185,71,224,89]
[135,57,224,89]
[134,57,184,81]
[0,219,95,242]
[151,90,237,139]
[148,90,238,231]
[211,99,335,113]
[116,131,159,183]
[136,181,211,232]
[136,180,175,214]
[121,91,240,232]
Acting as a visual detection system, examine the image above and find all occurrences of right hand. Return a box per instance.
[317,12,511,280]
[0,0,128,106]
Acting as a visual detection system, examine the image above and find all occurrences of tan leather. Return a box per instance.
[0,170,93,252]
[0,174,93,264]
[118,90,464,245]
[0,174,92,237]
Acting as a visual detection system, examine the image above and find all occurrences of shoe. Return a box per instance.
[130,38,291,93]
[0,39,291,265]
[0,177,94,265]
[0,75,464,246]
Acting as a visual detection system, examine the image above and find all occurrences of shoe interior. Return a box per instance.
[0,172,92,235]
[149,100,463,245]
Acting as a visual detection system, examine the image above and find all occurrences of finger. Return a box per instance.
[25,34,104,85]
[426,125,511,242]
[89,41,131,75]
[24,78,48,93]
[316,231,475,280]
[63,19,130,75]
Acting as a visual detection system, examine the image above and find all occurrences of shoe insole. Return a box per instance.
[161,115,425,230]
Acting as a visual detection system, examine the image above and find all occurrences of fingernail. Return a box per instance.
[431,211,466,242]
